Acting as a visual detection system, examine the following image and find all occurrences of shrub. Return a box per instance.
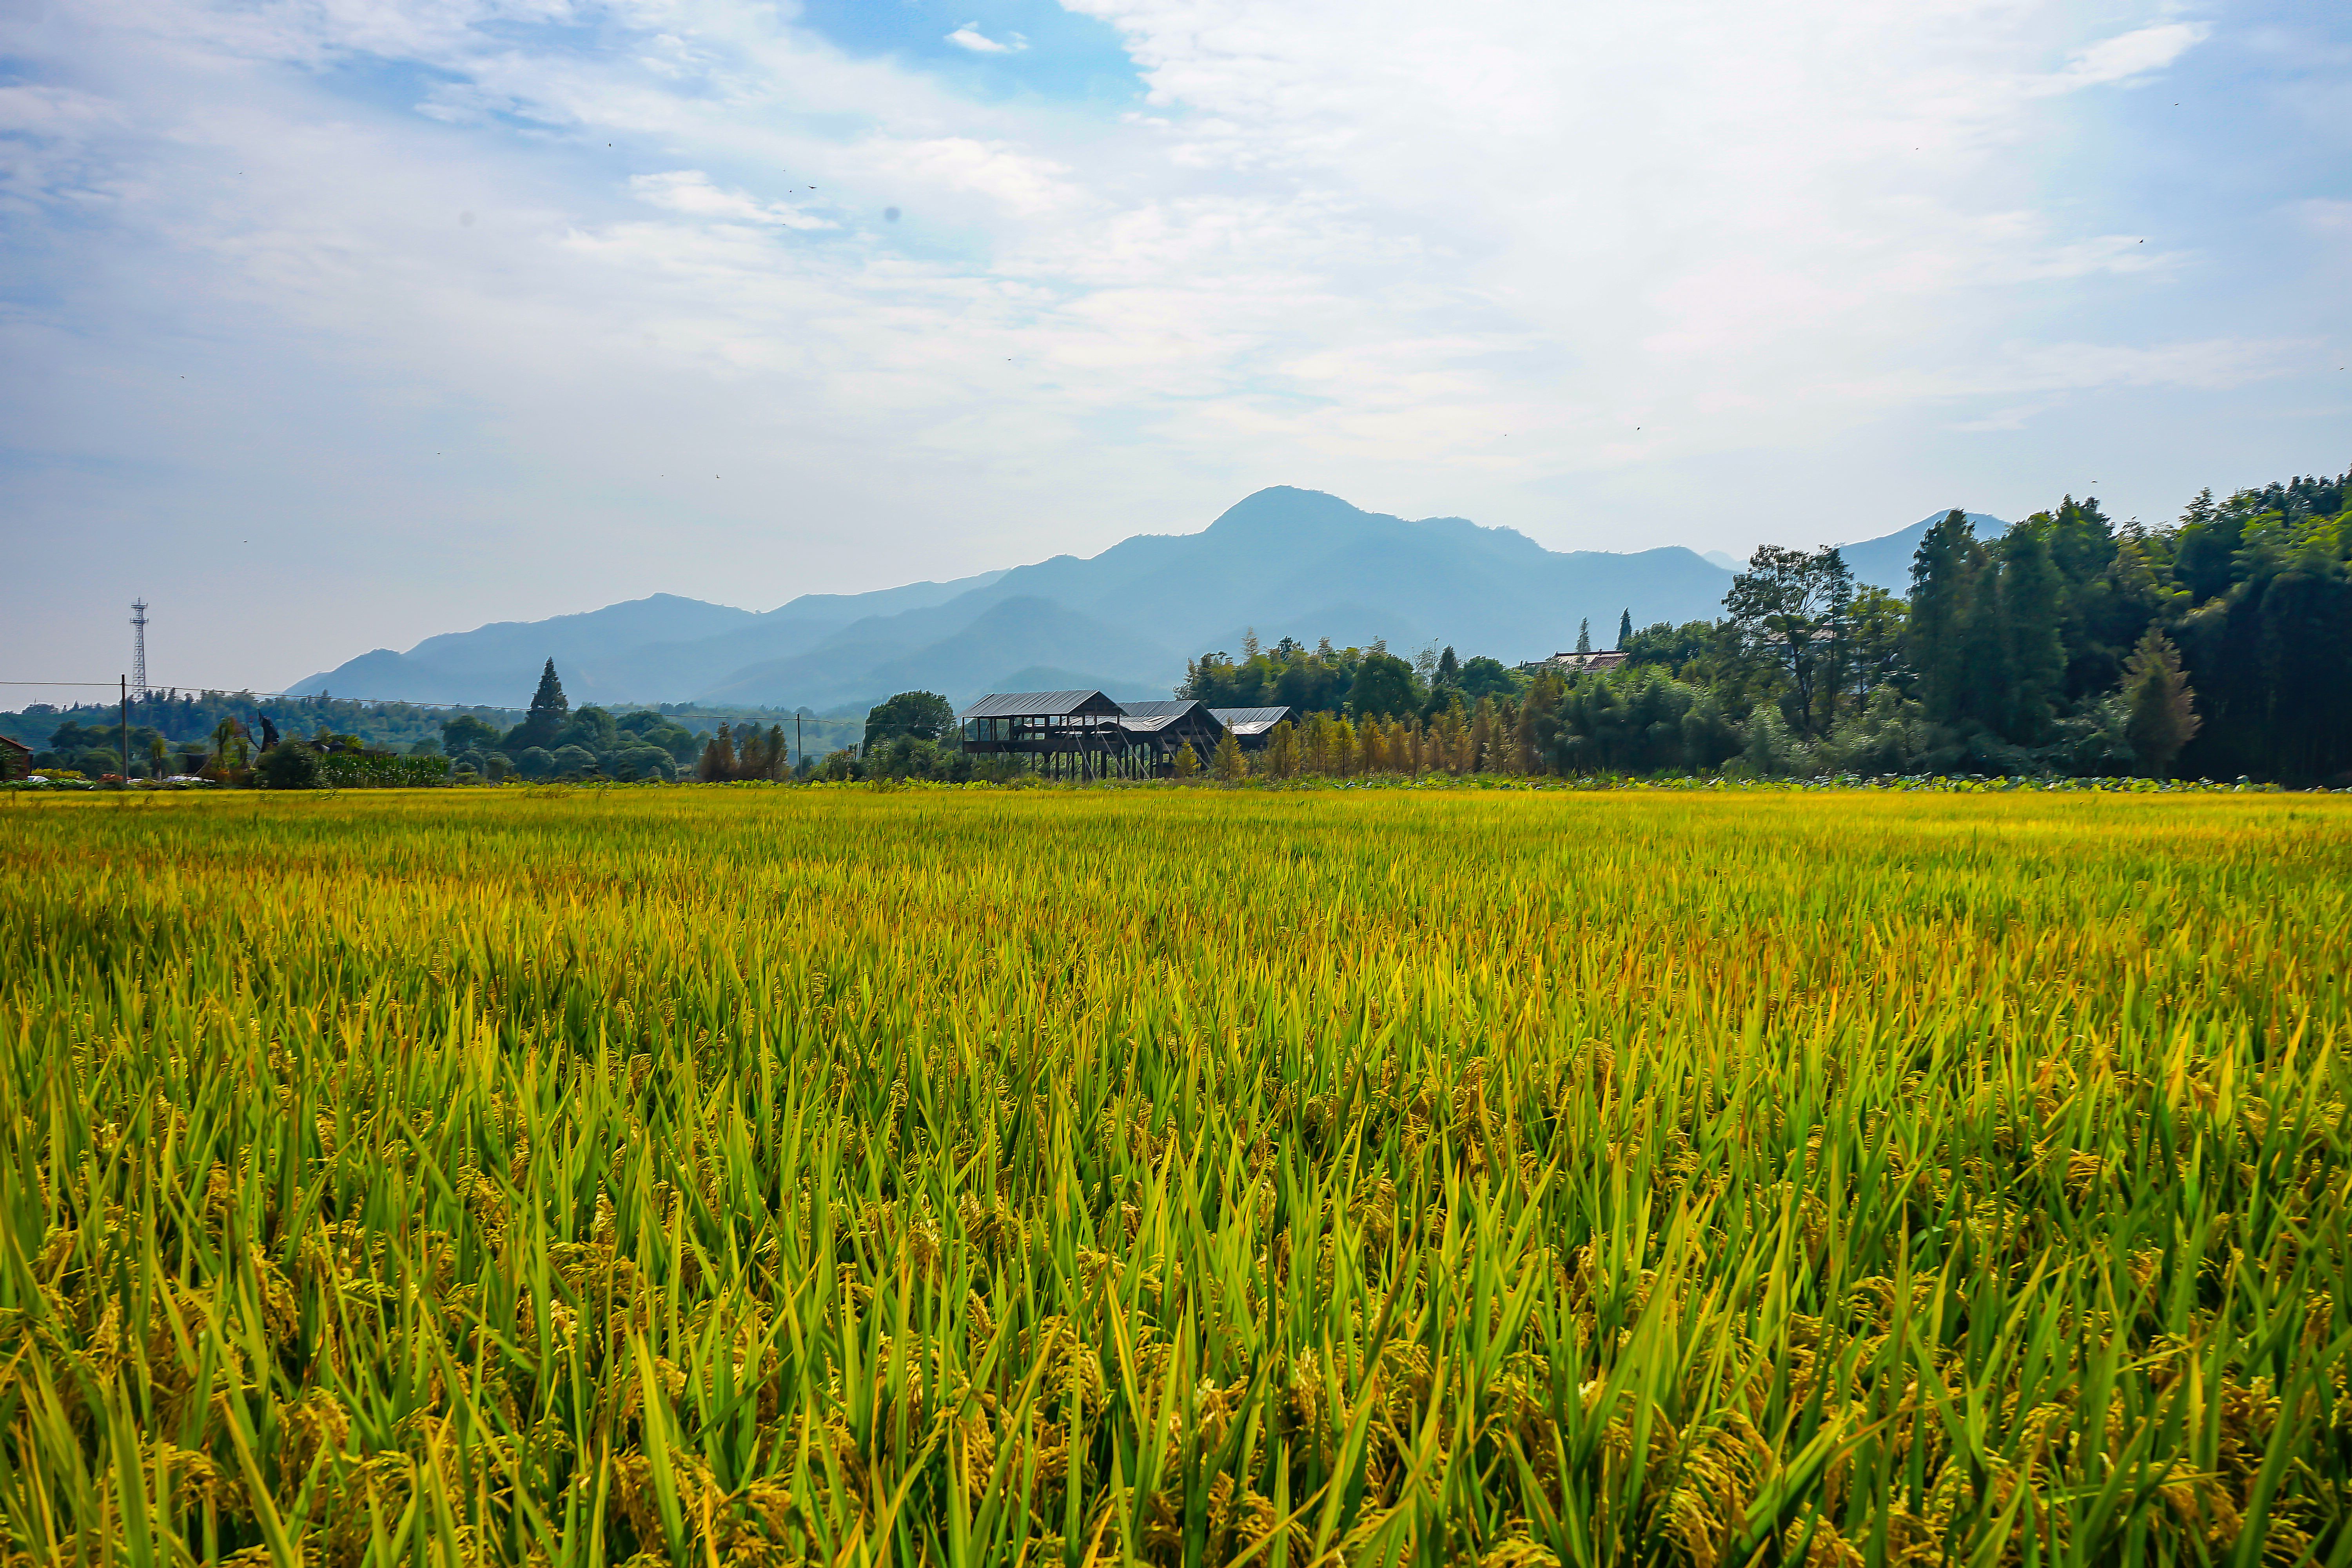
[612,746,675,783]
[255,744,321,790]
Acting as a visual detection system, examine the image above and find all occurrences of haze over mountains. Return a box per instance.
[293,489,2000,714]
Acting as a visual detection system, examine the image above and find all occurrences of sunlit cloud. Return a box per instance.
[2036,21,2211,91]
[944,24,1026,55]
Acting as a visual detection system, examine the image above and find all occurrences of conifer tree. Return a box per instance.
[1907,511,1982,728]
[1996,526,2067,743]
[1576,619,1592,655]
[1211,730,1247,782]
[2123,629,2200,778]
[515,659,570,750]
[1330,718,1359,776]
[1265,719,1301,778]
[697,724,738,782]
[1470,695,1498,771]
[1618,608,1633,648]
[1171,741,1201,779]
[737,725,774,780]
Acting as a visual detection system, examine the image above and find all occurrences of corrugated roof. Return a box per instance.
[1209,706,1295,730]
[958,690,1118,720]
[1116,700,1199,719]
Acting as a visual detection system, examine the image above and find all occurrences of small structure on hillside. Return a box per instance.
[0,735,31,781]
[1521,649,1628,676]
[1208,706,1298,751]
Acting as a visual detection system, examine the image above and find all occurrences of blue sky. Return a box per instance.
[1,0,2347,694]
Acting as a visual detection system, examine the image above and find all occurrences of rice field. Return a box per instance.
[3,786,2349,1567]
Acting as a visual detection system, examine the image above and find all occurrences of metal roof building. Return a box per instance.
[954,691,1299,774]
[958,690,1124,722]
[1207,706,1298,749]
[957,690,1128,779]
[1115,700,1224,764]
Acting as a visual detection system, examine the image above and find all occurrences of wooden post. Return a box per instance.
[119,676,129,782]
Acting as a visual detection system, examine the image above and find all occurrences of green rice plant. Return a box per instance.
[1,788,2347,1566]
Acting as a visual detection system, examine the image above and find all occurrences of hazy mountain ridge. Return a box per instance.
[1838,513,2009,592]
[292,490,2001,713]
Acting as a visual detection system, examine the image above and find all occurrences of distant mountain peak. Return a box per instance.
[1206,486,1370,533]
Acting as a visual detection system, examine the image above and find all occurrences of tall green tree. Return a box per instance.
[1575,618,1592,655]
[511,660,570,751]
[864,691,956,750]
[1724,544,1852,734]
[2122,628,2200,778]
[1995,526,2067,744]
[1906,510,1981,728]
[1617,608,1633,648]
[1347,653,1417,720]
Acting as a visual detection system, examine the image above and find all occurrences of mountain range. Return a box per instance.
[292,488,2005,714]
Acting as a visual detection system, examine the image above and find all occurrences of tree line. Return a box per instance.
[9,666,865,785]
[15,465,2342,786]
[1174,466,2352,784]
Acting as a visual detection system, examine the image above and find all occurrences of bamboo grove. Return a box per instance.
[3,787,2350,1565]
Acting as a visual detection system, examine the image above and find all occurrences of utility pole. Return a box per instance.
[795,711,802,775]
[120,676,130,782]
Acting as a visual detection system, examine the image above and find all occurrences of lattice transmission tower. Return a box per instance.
[130,599,150,698]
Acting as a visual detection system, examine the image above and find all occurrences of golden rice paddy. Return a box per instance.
[3,787,2349,1566]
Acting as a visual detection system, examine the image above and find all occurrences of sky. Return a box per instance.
[2,0,2347,696]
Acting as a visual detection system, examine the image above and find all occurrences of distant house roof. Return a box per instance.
[1535,650,1628,673]
[1209,706,1296,737]
[958,690,1123,720]
[1118,700,1197,718]
[0,735,29,754]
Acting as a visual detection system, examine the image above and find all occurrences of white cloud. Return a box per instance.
[863,138,1076,217]
[945,24,1025,54]
[2296,198,2352,235]
[2036,22,2210,92]
[630,170,834,229]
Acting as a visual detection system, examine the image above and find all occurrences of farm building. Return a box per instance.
[956,690,1131,779]
[1207,707,1298,751]
[957,692,1299,775]
[0,735,30,781]
[1116,700,1226,766]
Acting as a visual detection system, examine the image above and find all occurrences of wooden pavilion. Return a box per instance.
[956,690,1129,780]
[1116,701,1225,772]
